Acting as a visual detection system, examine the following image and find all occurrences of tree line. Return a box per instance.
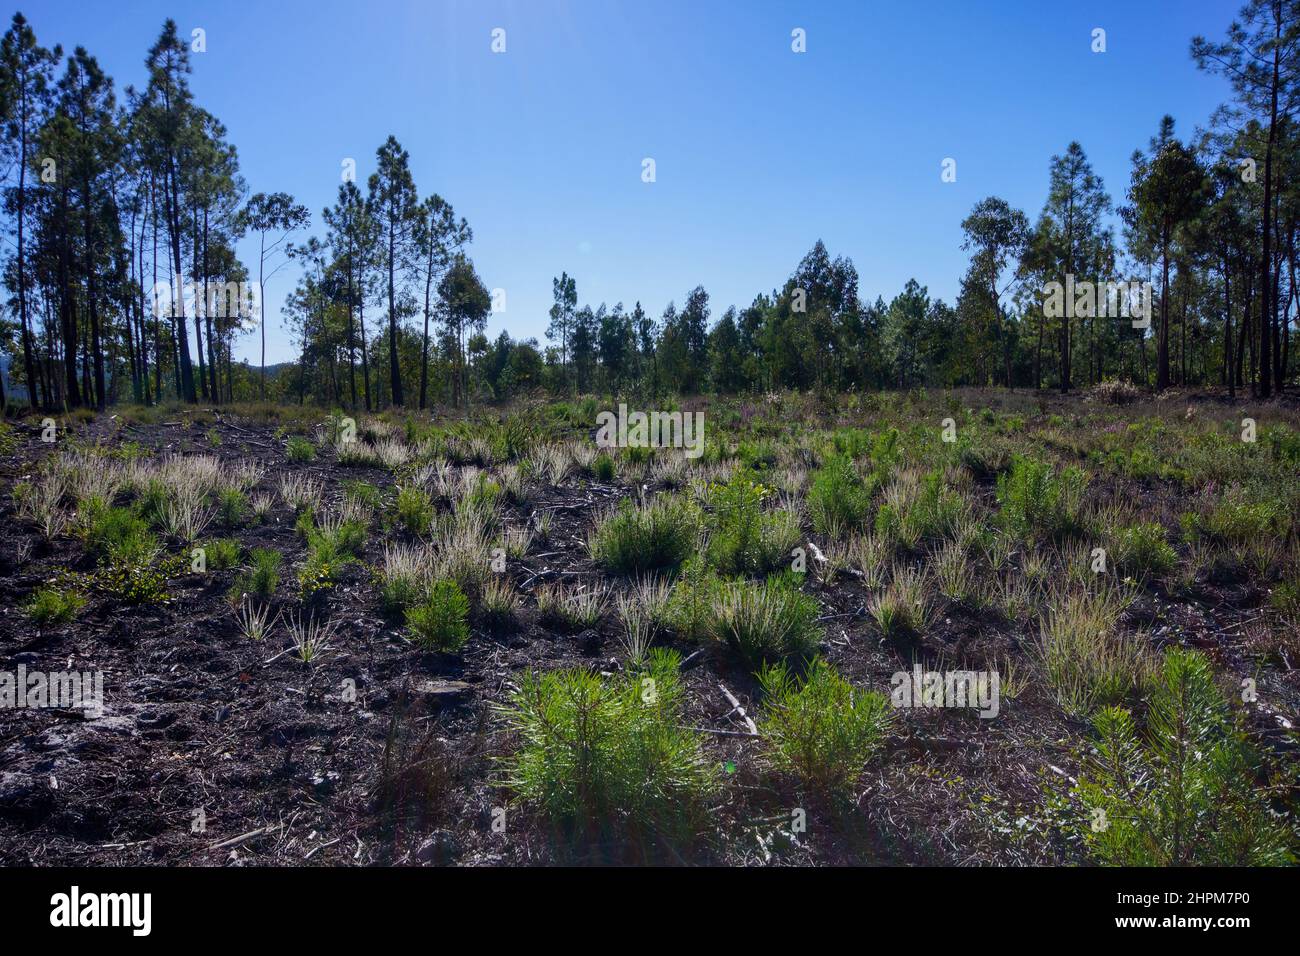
[1,3,1297,412]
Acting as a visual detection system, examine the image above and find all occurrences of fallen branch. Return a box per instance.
[717,681,759,735]
[205,824,278,852]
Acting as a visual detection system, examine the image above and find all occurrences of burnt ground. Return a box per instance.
[0,401,1296,867]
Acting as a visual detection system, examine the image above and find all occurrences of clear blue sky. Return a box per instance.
[24,0,1235,364]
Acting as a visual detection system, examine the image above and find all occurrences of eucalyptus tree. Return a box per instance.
[437,253,490,410]
[961,197,1030,387]
[547,271,577,386]
[412,193,470,409]
[322,180,375,408]
[1122,117,1209,390]
[237,191,309,396]
[366,135,418,407]
[1034,142,1113,391]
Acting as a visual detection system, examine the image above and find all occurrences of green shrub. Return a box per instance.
[342,479,384,511]
[394,485,434,535]
[830,427,874,460]
[592,452,616,481]
[1075,648,1294,866]
[736,438,778,471]
[379,565,424,618]
[831,426,899,480]
[96,553,172,604]
[666,557,722,642]
[1183,487,1282,545]
[85,506,155,563]
[295,517,365,599]
[135,479,169,529]
[708,575,821,665]
[285,435,317,462]
[590,496,698,573]
[807,454,873,533]
[453,476,502,533]
[406,579,471,651]
[203,538,242,571]
[216,487,248,526]
[233,547,281,600]
[901,469,967,543]
[1271,578,1300,617]
[293,505,316,538]
[25,587,86,624]
[1110,523,1176,579]
[996,455,1088,542]
[759,657,893,793]
[497,648,714,843]
[299,550,351,599]
[1266,425,1300,465]
[705,470,800,575]
[307,519,367,559]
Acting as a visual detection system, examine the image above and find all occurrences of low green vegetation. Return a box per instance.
[704,470,800,576]
[25,586,86,624]
[759,657,893,794]
[232,547,282,601]
[1075,648,1294,866]
[285,435,317,462]
[708,574,821,665]
[498,648,714,845]
[807,453,873,533]
[996,455,1089,542]
[394,485,434,535]
[406,578,471,651]
[1109,522,1177,579]
[590,496,698,573]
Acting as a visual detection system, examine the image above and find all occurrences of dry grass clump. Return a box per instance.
[158,487,214,543]
[379,541,437,616]
[535,443,572,485]
[1036,584,1150,716]
[278,473,324,513]
[537,582,608,632]
[867,564,932,640]
[14,470,69,540]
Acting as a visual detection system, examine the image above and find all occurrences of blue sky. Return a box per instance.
[24,0,1235,363]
